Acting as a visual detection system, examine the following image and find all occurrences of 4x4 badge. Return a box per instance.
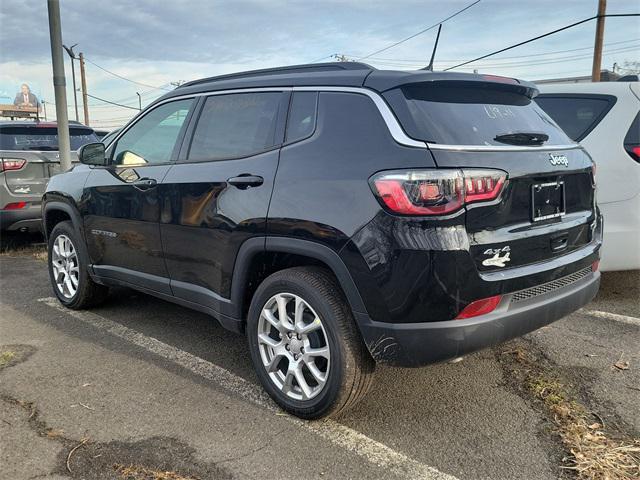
[549,153,568,167]
[482,246,511,268]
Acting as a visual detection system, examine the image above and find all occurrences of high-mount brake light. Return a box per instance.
[481,74,518,85]
[370,169,507,216]
[0,158,26,173]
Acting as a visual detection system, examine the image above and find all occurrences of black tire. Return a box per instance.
[247,266,375,419]
[48,221,109,309]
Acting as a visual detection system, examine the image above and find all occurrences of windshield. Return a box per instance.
[384,83,572,146]
[0,126,99,151]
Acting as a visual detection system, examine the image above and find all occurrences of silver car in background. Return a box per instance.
[0,121,99,232]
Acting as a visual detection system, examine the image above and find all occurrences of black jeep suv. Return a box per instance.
[43,63,602,418]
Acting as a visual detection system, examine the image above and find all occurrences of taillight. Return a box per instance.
[624,144,640,163]
[0,158,26,173]
[2,202,28,210]
[370,169,507,216]
[592,260,600,272]
[455,295,502,319]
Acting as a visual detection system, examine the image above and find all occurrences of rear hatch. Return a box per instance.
[380,76,597,273]
[1,124,92,197]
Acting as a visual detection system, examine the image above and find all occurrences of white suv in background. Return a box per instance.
[536,81,640,271]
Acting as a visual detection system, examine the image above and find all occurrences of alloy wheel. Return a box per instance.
[51,234,80,299]
[257,293,331,401]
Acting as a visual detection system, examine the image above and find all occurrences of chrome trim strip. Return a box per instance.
[111,85,580,154]
[425,143,581,152]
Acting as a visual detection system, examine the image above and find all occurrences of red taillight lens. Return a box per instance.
[464,171,506,204]
[0,158,26,173]
[625,144,640,163]
[372,170,464,215]
[455,295,502,319]
[371,169,507,216]
[592,260,600,272]
[2,202,28,210]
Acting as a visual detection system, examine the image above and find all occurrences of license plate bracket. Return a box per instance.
[531,181,565,222]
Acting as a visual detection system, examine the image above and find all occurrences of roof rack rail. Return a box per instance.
[179,62,375,88]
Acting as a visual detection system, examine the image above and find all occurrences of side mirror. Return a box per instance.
[78,142,107,166]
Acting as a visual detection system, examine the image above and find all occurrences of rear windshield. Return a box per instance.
[0,126,99,151]
[384,83,572,146]
[535,94,617,141]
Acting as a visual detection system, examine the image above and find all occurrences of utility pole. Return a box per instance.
[136,92,142,111]
[47,0,72,171]
[63,43,79,122]
[43,100,47,121]
[591,0,606,82]
[79,52,89,125]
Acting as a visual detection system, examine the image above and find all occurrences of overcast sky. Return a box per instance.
[0,0,638,129]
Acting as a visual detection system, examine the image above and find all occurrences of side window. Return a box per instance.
[285,92,318,143]
[188,92,283,161]
[112,99,194,165]
[535,95,616,142]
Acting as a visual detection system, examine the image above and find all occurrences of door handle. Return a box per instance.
[132,177,157,191]
[227,174,264,189]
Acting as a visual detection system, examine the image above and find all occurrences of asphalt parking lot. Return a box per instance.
[1,235,638,480]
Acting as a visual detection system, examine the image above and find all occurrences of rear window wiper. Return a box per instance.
[494,132,549,146]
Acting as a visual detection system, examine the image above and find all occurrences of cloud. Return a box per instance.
[1,0,637,127]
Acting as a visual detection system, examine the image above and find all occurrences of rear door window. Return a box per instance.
[188,92,285,161]
[0,126,99,150]
[535,94,617,141]
[384,83,572,146]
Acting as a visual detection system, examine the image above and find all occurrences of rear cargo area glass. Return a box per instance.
[0,127,98,150]
[384,84,572,146]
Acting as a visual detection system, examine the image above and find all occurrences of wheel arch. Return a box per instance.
[230,237,367,321]
[42,199,83,241]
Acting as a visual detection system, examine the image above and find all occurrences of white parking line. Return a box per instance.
[38,297,458,480]
[581,309,640,327]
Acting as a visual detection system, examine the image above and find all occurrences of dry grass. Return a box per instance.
[0,351,16,368]
[45,427,65,438]
[113,464,200,480]
[504,346,640,480]
[0,244,47,261]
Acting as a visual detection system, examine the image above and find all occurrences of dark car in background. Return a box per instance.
[0,121,99,232]
[42,63,602,418]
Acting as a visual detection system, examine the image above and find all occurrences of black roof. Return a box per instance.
[153,62,538,106]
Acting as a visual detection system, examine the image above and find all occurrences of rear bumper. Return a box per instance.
[0,205,42,232]
[357,269,600,367]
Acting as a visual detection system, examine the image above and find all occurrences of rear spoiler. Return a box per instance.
[365,70,539,99]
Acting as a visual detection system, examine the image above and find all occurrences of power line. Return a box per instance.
[109,84,172,104]
[341,38,640,64]
[363,44,640,70]
[84,58,172,91]
[86,93,140,110]
[445,13,640,71]
[308,54,337,63]
[356,0,481,60]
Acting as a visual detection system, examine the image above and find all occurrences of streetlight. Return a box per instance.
[136,92,142,111]
[62,43,79,122]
